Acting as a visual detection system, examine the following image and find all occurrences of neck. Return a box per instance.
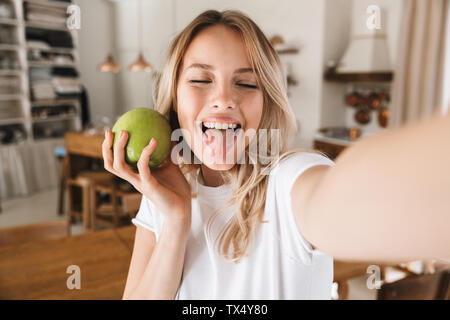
[200,164,224,187]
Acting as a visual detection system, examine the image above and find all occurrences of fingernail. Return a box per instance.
[120,131,125,138]
[105,130,108,138]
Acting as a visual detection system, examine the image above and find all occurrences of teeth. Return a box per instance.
[203,121,240,130]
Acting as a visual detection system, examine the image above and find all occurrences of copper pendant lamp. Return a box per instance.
[98,53,121,72]
[129,0,152,72]
[97,0,121,73]
[129,52,152,72]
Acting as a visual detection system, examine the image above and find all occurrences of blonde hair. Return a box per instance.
[154,9,326,262]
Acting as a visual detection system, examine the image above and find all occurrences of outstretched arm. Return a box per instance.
[292,111,450,263]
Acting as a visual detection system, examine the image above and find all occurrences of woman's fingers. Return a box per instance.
[112,130,129,171]
[102,130,114,172]
[112,130,139,183]
[137,138,158,186]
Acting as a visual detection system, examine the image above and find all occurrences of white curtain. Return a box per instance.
[0,139,63,199]
[390,0,449,127]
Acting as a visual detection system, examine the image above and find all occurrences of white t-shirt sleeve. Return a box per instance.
[131,196,164,240]
[272,152,334,261]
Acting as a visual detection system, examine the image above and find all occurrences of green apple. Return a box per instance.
[112,108,172,169]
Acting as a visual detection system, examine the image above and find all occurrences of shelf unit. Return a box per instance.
[0,17,20,26]
[324,67,394,83]
[0,0,82,146]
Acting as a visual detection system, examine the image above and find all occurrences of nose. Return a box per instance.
[210,82,236,110]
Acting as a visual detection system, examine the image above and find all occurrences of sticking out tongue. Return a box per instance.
[203,128,239,162]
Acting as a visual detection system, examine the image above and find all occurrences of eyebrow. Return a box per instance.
[186,63,255,74]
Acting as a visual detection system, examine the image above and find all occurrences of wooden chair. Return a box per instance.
[66,171,115,231]
[90,180,141,230]
[0,220,71,246]
[377,269,450,300]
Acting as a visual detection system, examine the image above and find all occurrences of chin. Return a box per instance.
[202,162,236,171]
[197,145,246,171]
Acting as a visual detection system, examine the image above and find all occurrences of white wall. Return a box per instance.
[74,0,118,125]
[351,0,404,66]
[319,0,352,128]
[113,0,176,115]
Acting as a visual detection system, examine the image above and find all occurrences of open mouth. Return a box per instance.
[195,120,245,162]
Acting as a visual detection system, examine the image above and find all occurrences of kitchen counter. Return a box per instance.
[314,130,377,146]
[314,133,355,147]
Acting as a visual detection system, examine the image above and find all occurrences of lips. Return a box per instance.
[200,116,242,125]
[199,116,242,136]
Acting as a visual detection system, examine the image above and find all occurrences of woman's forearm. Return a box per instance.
[126,221,189,300]
[304,111,450,262]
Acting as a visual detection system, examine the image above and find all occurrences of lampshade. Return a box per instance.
[128,52,153,72]
[336,34,391,73]
[129,0,152,73]
[97,54,121,73]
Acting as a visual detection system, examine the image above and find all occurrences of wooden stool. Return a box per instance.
[57,154,69,216]
[66,171,114,231]
[90,181,141,230]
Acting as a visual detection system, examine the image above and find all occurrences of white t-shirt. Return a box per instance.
[132,152,335,299]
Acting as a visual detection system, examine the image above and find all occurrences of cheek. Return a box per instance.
[176,86,204,129]
[243,93,263,129]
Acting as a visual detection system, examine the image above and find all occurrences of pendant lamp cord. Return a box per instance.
[109,0,115,54]
[138,0,143,52]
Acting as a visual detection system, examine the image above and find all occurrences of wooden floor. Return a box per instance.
[0,226,135,300]
[0,188,381,299]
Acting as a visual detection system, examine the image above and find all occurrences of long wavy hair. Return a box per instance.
[153,9,324,263]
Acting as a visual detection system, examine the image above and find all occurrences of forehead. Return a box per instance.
[181,24,251,71]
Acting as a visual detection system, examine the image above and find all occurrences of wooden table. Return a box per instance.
[65,131,104,159]
[64,131,104,178]
[0,226,135,300]
[63,131,106,227]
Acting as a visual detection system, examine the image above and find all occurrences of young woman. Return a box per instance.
[102,10,450,299]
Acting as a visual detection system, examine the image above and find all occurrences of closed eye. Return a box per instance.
[238,83,258,89]
[190,80,211,84]
[189,80,257,89]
